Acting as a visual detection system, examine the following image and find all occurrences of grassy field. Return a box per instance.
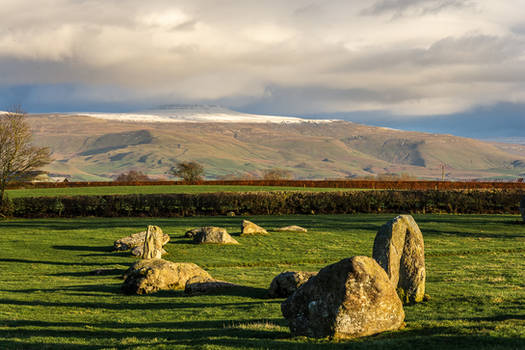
[6,185,358,199]
[0,214,524,349]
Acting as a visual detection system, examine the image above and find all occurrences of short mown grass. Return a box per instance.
[6,185,360,199]
[0,214,524,349]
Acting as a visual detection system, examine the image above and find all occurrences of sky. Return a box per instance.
[0,0,524,136]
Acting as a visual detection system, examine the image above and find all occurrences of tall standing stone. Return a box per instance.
[141,225,165,259]
[372,215,426,303]
[281,256,405,339]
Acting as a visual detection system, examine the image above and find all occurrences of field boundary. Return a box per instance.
[8,179,525,190]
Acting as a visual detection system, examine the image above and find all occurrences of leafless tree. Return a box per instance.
[0,107,52,208]
[114,170,151,182]
[170,161,204,183]
[262,168,293,180]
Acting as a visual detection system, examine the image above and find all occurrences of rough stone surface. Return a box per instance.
[268,271,317,298]
[241,220,268,235]
[275,225,308,233]
[184,276,238,295]
[141,225,165,259]
[281,256,405,339]
[131,246,167,257]
[114,229,170,251]
[226,211,236,217]
[193,226,239,244]
[122,259,211,295]
[520,196,525,222]
[184,228,201,238]
[372,215,426,303]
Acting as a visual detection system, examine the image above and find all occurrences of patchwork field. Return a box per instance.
[0,214,524,349]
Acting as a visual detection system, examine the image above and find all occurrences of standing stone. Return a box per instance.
[241,220,268,235]
[141,225,165,259]
[520,196,525,222]
[372,215,426,304]
[281,256,405,339]
[122,259,212,295]
[193,227,239,244]
[184,228,201,238]
[114,229,170,251]
[268,271,317,298]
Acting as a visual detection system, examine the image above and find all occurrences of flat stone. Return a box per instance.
[122,259,211,295]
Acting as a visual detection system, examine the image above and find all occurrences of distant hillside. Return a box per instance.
[27,112,525,181]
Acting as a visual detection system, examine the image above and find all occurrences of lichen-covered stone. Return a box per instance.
[184,228,201,238]
[372,215,426,303]
[241,220,268,235]
[141,225,164,259]
[122,259,211,295]
[184,276,238,295]
[114,229,170,251]
[193,226,239,244]
[275,225,308,233]
[268,271,317,298]
[131,246,167,257]
[281,256,405,339]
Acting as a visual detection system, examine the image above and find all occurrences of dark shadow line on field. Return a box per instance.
[422,228,525,239]
[152,285,270,299]
[0,298,277,310]
[0,320,290,342]
[0,340,104,350]
[0,258,126,267]
[50,268,126,277]
[464,314,525,322]
[3,325,523,350]
[52,245,113,252]
[1,318,288,330]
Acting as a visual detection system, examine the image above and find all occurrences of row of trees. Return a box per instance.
[115,163,293,183]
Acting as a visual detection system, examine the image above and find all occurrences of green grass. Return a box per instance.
[6,185,359,199]
[0,214,524,349]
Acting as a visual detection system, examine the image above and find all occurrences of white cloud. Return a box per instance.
[1,0,525,116]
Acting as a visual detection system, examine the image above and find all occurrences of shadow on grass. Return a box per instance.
[1,320,523,350]
[0,258,126,267]
[52,245,113,252]
[0,297,278,311]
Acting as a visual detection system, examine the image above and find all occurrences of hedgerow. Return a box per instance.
[10,190,524,217]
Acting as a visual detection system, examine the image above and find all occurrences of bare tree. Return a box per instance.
[0,107,52,208]
[170,161,204,183]
[114,170,151,182]
[262,168,293,180]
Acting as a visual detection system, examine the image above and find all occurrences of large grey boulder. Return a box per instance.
[193,226,239,244]
[114,228,170,252]
[281,256,405,339]
[372,215,426,304]
[268,271,317,298]
[241,220,268,236]
[520,196,525,222]
[122,259,211,295]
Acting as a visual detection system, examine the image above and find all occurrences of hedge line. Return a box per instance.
[8,179,525,190]
[8,190,524,217]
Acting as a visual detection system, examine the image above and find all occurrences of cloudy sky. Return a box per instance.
[1,0,524,133]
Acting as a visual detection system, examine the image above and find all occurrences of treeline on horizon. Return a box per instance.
[6,190,524,218]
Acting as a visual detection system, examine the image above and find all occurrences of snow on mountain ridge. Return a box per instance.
[73,105,338,124]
